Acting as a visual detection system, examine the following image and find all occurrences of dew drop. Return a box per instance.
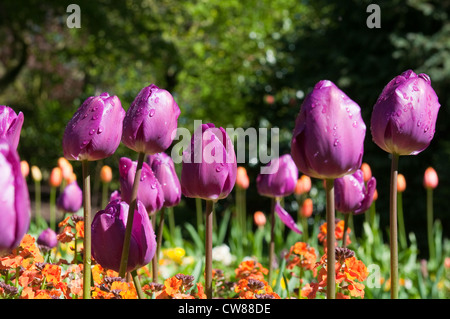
[352,121,357,128]
[149,109,156,117]
[333,139,339,147]
[412,86,419,92]
[89,128,96,135]
[154,97,160,104]
[97,126,104,134]
[92,115,99,120]
[216,166,223,172]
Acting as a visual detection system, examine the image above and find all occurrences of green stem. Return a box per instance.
[82,160,92,299]
[152,208,166,283]
[389,153,399,299]
[131,269,145,299]
[342,213,350,248]
[50,186,56,231]
[35,180,41,224]
[168,206,175,245]
[205,200,215,299]
[397,191,407,249]
[325,178,336,299]
[119,152,145,278]
[196,197,203,234]
[101,182,108,208]
[268,197,276,285]
[427,188,435,261]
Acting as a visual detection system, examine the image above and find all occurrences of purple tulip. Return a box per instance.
[122,84,181,155]
[0,105,24,149]
[91,200,156,272]
[371,70,441,156]
[147,152,181,207]
[291,80,366,179]
[256,154,298,198]
[119,157,164,214]
[334,169,376,214]
[109,190,122,202]
[0,141,30,254]
[37,228,58,250]
[57,181,83,213]
[62,92,125,161]
[180,123,237,201]
[274,202,302,234]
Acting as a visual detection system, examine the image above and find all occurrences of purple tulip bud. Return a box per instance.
[57,181,83,213]
[37,228,58,250]
[119,157,164,214]
[256,154,298,198]
[0,105,24,149]
[334,169,376,215]
[122,84,181,155]
[274,201,302,234]
[0,141,30,254]
[181,123,237,201]
[291,80,366,179]
[62,92,125,161]
[371,70,441,156]
[91,200,156,272]
[147,152,181,207]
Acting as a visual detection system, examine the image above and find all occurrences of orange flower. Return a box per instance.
[49,167,63,187]
[195,283,207,299]
[58,157,73,181]
[100,165,113,183]
[253,211,266,227]
[423,167,438,189]
[300,198,313,218]
[235,260,268,281]
[57,226,75,243]
[236,166,250,189]
[285,242,317,271]
[318,220,351,248]
[360,163,372,182]
[397,174,406,192]
[373,189,378,201]
[163,276,183,296]
[21,160,29,178]
[42,264,62,285]
[75,221,84,238]
[295,175,312,195]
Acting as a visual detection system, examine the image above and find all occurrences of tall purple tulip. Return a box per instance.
[122,84,181,155]
[0,141,30,254]
[62,92,125,299]
[148,152,181,208]
[290,80,365,299]
[334,169,376,215]
[63,92,125,161]
[371,70,440,156]
[0,106,24,150]
[370,70,440,299]
[119,157,164,214]
[57,181,83,213]
[180,122,237,299]
[91,200,156,273]
[181,123,237,201]
[291,80,366,179]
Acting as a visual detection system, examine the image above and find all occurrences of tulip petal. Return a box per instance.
[274,201,302,234]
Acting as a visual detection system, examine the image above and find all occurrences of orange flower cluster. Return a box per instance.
[301,247,369,299]
[143,273,206,299]
[234,260,280,299]
[285,242,317,271]
[317,220,351,248]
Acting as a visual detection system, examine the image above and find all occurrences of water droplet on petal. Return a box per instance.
[333,139,339,147]
[216,166,223,172]
[154,97,160,104]
[352,121,357,128]
[97,126,104,134]
[149,109,156,117]
[89,128,96,135]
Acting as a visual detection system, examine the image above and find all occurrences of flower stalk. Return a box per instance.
[389,153,399,299]
[325,178,335,299]
[205,200,215,299]
[81,160,92,299]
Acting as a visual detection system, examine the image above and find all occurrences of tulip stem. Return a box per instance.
[397,191,407,249]
[325,178,336,299]
[205,200,214,299]
[427,188,435,261]
[196,197,203,234]
[342,213,350,249]
[50,186,56,231]
[119,152,145,278]
[34,180,41,225]
[152,208,166,283]
[268,197,276,285]
[101,182,108,209]
[389,153,399,299]
[81,160,92,299]
[131,269,145,299]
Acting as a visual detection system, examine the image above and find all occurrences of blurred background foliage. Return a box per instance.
[0,0,449,258]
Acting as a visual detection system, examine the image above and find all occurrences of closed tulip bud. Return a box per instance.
[37,228,58,250]
[373,189,378,201]
[119,157,164,214]
[236,167,250,190]
[31,165,42,182]
[63,92,125,161]
[0,105,24,149]
[147,152,181,208]
[291,80,366,179]
[66,172,77,184]
[181,123,237,201]
[58,157,73,181]
[122,84,180,155]
[20,160,29,178]
[91,199,156,272]
[397,174,406,193]
[253,211,266,227]
[371,70,440,156]
[423,167,438,189]
[100,165,113,183]
[360,163,372,182]
[300,198,314,218]
[295,175,312,195]
[49,167,63,187]
[0,141,30,253]
[334,170,376,215]
[256,154,298,198]
[57,181,83,213]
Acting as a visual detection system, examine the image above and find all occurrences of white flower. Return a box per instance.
[212,244,234,266]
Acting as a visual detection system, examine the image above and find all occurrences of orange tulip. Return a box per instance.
[100,165,113,183]
[360,163,372,183]
[58,157,73,180]
[295,175,312,195]
[253,211,266,227]
[31,165,42,182]
[236,166,249,190]
[49,167,63,187]
[66,171,77,184]
[423,167,438,189]
[300,198,313,218]
[397,174,406,193]
[20,160,29,178]
[373,189,378,201]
